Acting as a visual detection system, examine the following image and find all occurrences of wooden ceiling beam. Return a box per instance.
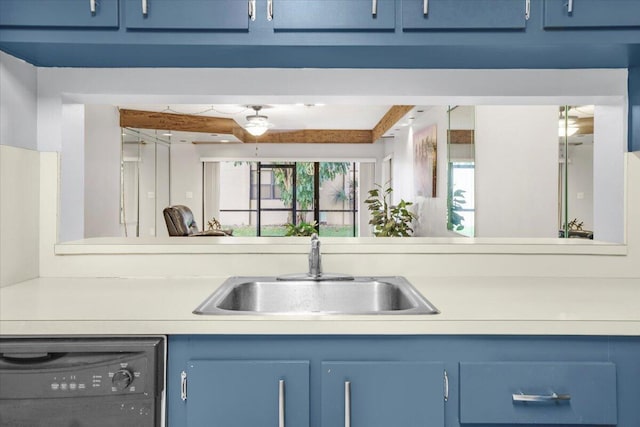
[119,109,237,134]
[448,130,475,144]
[371,105,414,142]
[254,129,372,144]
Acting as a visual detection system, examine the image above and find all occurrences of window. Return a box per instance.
[211,161,360,237]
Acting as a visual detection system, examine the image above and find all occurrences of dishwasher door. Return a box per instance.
[0,337,164,427]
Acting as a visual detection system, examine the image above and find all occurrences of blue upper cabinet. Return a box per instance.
[184,360,310,427]
[320,361,445,427]
[544,0,640,29]
[0,0,118,28]
[401,0,527,30]
[272,0,395,31]
[124,0,249,31]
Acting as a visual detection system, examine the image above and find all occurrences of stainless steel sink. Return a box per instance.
[193,276,439,315]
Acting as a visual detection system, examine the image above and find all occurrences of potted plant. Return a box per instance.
[364,186,416,237]
[284,220,318,237]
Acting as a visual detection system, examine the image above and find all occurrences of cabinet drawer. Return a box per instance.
[124,0,248,31]
[0,0,118,28]
[272,0,395,31]
[459,361,617,425]
[544,0,640,29]
[402,0,526,31]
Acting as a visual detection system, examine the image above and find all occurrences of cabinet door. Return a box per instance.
[185,360,309,427]
[0,0,118,28]
[402,0,527,30]
[544,0,640,28]
[124,0,249,31]
[272,0,395,31]
[321,361,445,427]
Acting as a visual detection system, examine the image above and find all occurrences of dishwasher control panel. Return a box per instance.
[0,354,149,399]
[0,338,163,401]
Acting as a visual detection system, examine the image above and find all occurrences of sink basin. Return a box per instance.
[193,276,439,315]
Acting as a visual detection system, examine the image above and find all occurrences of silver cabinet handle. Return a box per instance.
[248,0,256,21]
[142,0,148,15]
[344,381,351,427]
[180,371,187,401]
[568,0,574,13]
[443,370,449,402]
[267,0,273,21]
[525,0,530,20]
[372,0,377,16]
[90,0,96,14]
[278,379,285,427]
[424,0,429,15]
[512,392,571,403]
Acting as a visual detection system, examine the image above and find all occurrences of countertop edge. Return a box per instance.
[2,320,640,337]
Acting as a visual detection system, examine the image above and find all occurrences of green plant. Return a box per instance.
[284,220,318,237]
[447,189,466,231]
[364,186,416,237]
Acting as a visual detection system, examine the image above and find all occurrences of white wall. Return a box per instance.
[594,105,626,243]
[0,146,39,286]
[0,52,39,286]
[0,52,37,150]
[566,143,594,231]
[475,106,559,238]
[59,104,85,242]
[84,105,122,238]
[169,144,203,229]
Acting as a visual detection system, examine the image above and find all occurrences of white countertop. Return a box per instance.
[1,276,639,336]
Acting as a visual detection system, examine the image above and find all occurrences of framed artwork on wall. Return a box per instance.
[413,124,437,198]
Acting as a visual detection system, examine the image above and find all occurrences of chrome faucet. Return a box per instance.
[308,233,322,278]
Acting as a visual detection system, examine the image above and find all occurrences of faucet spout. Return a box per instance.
[308,233,322,278]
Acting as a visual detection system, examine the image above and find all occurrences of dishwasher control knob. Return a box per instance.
[112,369,134,390]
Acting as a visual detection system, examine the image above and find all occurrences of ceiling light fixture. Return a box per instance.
[244,105,271,137]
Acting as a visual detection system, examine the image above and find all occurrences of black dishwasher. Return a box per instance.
[0,337,164,427]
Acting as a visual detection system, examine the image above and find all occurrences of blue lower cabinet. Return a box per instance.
[184,360,310,427]
[459,361,617,425]
[167,336,640,427]
[321,361,445,427]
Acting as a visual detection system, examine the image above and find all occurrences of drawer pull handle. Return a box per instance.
[567,0,574,14]
[513,392,571,403]
[372,0,377,16]
[525,0,530,20]
[423,0,429,15]
[142,0,148,16]
[267,0,273,21]
[344,381,351,427]
[90,0,96,14]
[278,379,285,427]
[249,0,256,21]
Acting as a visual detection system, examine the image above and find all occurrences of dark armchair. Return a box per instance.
[163,205,232,236]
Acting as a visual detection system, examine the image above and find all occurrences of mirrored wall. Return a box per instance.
[121,128,171,237]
